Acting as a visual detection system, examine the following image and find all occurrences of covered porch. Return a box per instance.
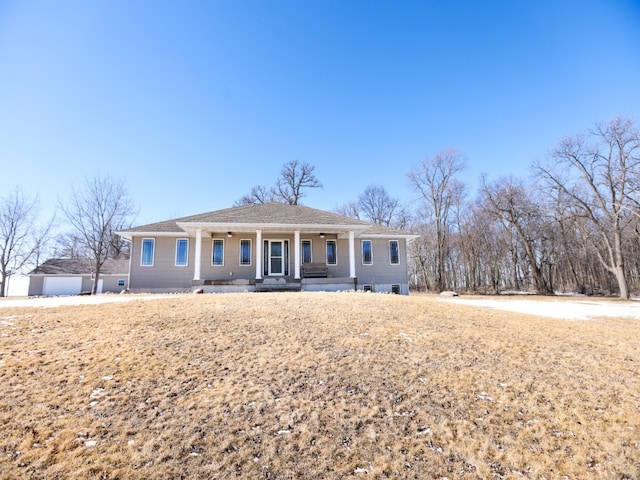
[180,222,369,292]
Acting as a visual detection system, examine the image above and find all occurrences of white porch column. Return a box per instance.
[194,229,202,281]
[348,231,356,278]
[255,229,262,279]
[294,230,301,279]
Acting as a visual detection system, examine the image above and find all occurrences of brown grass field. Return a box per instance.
[0,292,639,479]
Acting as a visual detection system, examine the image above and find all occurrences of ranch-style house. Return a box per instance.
[118,203,418,294]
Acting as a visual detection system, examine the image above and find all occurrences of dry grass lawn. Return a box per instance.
[1,292,639,479]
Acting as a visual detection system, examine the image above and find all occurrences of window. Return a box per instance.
[212,239,224,266]
[389,240,400,265]
[362,240,373,265]
[240,239,251,266]
[176,238,189,266]
[301,240,312,264]
[141,238,155,266]
[118,279,126,287]
[326,240,337,265]
[391,284,401,294]
[363,284,372,292]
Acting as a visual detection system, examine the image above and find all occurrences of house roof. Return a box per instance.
[119,203,417,238]
[29,258,129,276]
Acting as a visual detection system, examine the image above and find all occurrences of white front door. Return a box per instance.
[268,240,284,276]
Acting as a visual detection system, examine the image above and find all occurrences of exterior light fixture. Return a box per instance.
[227,232,233,237]
[319,233,325,238]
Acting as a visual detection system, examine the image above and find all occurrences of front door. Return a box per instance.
[269,240,284,276]
[264,239,289,276]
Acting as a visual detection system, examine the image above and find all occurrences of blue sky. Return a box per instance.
[1,0,639,226]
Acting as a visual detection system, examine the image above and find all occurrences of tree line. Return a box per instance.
[2,116,638,298]
[332,117,640,299]
[404,117,640,299]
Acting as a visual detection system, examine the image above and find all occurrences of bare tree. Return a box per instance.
[408,148,466,292]
[53,232,85,259]
[407,220,438,292]
[235,185,275,206]
[333,200,361,219]
[27,218,56,271]
[273,160,322,205]
[390,204,414,231]
[358,185,399,226]
[236,160,322,206]
[334,185,402,227]
[60,175,135,294]
[480,176,554,295]
[454,199,498,293]
[536,116,640,299]
[0,188,39,297]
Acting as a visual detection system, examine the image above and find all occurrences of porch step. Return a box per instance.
[255,278,301,292]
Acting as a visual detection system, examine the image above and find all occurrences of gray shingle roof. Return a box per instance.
[119,203,418,238]
[122,203,407,232]
[29,258,129,275]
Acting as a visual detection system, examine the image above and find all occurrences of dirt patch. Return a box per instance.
[1,292,639,478]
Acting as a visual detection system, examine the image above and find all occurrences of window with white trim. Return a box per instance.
[362,240,373,265]
[389,240,400,265]
[301,239,312,264]
[141,238,155,266]
[240,239,251,266]
[326,240,337,265]
[212,239,224,266]
[118,279,126,287]
[176,238,189,266]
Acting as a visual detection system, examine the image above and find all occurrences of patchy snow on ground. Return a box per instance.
[0,294,176,309]
[441,297,640,320]
[2,292,639,320]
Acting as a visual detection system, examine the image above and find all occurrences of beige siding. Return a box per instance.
[128,234,409,293]
[309,236,408,283]
[300,235,349,277]
[203,234,257,280]
[130,234,261,289]
[129,236,194,290]
[354,238,408,285]
[99,275,128,293]
[330,237,351,277]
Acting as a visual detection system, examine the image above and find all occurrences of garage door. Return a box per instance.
[43,277,83,296]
